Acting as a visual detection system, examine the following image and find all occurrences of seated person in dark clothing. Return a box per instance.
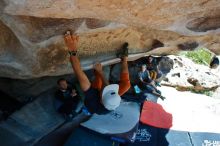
[55,78,80,118]
[210,56,219,69]
[138,64,165,100]
[146,55,163,86]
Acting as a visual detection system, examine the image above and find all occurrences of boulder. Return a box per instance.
[212,87,220,98]
[0,0,220,79]
[161,55,220,92]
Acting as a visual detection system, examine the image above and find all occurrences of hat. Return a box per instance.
[102,84,121,111]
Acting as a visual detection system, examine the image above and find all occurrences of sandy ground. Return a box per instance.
[157,86,220,133]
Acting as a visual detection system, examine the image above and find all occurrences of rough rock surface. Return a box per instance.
[161,55,220,93]
[0,0,220,79]
[212,87,220,98]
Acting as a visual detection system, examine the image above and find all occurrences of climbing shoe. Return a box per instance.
[116,42,129,58]
[156,89,162,95]
[155,82,161,87]
[159,95,166,101]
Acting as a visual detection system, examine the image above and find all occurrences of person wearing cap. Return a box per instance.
[64,31,130,115]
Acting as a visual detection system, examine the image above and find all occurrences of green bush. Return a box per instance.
[190,89,214,97]
[181,48,213,66]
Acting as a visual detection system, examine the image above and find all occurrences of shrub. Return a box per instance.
[181,48,213,66]
[190,89,214,97]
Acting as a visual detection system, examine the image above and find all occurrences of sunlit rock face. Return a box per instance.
[0,0,220,79]
[161,56,220,92]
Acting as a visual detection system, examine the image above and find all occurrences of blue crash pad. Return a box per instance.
[189,132,220,146]
[64,126,119,146]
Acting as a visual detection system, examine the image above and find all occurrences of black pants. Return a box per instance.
[58,97,79,115]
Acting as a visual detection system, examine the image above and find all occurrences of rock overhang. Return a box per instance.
[0,0,220,79]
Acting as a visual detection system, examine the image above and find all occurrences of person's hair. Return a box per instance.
[146,55,153,63]
[210,56,219,68]
[141,64,147,67]
[57,78,66,85]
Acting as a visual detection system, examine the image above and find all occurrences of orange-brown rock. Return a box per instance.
[0,0,220,78]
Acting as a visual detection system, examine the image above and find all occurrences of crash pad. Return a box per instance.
[140,101,172,129]
[189,132,220,146]
[127,123,192,146]
[81,101,140,142]
[127,123,220,146]
[64,126,119,146]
